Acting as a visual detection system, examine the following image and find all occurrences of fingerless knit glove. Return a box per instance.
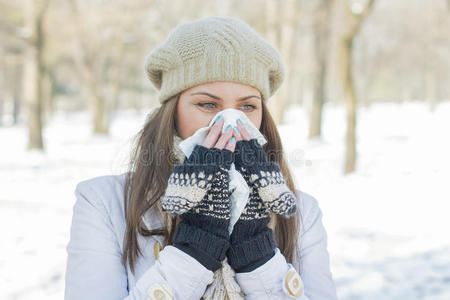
[161,144,233,271]
[227,138,297,272]
[235,138,297,217]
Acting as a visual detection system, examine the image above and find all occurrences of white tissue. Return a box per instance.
[178,108,267,234]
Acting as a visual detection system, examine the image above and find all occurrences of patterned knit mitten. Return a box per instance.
[161,144,233,271]
[226,138,297,272]
[235,138,297,217]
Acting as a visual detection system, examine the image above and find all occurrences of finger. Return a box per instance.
[235,119,251,140]
[213,124,233,149]
[201,118,224,148]
[224,137,236,152]
[232,126,243,142]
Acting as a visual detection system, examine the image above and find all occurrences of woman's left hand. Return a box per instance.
[232,120,297,218]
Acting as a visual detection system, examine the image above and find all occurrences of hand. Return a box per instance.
[226,121,297,272]
[161,117,237,271]
[233,121,297,217]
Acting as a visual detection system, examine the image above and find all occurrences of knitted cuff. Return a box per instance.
[181,211,230,240]
[246,162,297,218]
[229,218,270,245]
[227,227,276,272]
[173,221,230,271]
[161,163,218,215]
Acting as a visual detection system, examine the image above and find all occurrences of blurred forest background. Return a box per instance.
[1,0,449,299]
[1,0,449,172]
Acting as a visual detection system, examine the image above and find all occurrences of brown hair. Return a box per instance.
[121,93,301,274]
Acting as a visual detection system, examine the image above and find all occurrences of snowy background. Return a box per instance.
[1,101,449,299]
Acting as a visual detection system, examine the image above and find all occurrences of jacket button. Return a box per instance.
[285,269,303,297]
[153,241,162,260]
[146,283,174,300]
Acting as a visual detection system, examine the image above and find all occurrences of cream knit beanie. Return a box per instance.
[144,15,285,104]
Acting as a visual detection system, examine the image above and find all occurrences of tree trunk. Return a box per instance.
[309,53,326,139]
[285,0,303,108]
[265,0,284,124]
[69,0,110,134]
[309,0,333,139]
[424,1,438,112]
[13,58,23,125]
[0,55,4,126]
[24,0,50,150]
[341,37,357,174]
[42,67,52,126]
[337,0,375,174]
[425,66,437,112]
[24,44,43,150]
[93,94,108,134]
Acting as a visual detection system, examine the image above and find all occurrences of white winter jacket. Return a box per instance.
[64,173,337,299]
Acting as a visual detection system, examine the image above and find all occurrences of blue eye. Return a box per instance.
[242,104,256,111]
[197,102,216,109]
[196,102,256,112]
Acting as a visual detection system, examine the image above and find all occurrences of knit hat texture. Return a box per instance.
[144,15,285,104]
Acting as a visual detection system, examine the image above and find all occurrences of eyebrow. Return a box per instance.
[190,92,261,101]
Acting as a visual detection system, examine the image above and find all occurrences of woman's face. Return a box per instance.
[176,81,263,139]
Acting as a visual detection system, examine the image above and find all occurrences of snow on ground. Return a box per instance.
[1,101,449,299]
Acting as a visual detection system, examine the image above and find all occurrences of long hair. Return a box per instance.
[121,92,301,274]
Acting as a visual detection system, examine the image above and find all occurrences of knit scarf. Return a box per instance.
[171,133,245,300]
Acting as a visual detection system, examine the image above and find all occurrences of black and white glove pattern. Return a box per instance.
[161,144,233,271]
[226,138,297,272]
[234,138,297,218]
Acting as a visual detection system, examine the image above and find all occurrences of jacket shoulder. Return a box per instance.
[74,172,129,224]
[294,189,322,233]
[75,173,128,194]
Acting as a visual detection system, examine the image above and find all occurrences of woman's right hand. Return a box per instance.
[201,117,239,152]
[162,116,242,272]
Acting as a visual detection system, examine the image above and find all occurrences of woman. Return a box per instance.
[64,16,337,300]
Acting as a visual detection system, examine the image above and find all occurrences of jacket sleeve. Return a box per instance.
[126,246,214,299]
[234,193,337,299]
[64,182,214,300]
[297,193,337,299]
[235,248,306,299]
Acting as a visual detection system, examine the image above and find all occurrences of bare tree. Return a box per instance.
[12,55,23,125]
[0,53,4,126]
[336,0,375,173]
[309,0,334,139]
[68,0,110,134]
[424,0,447,112]
[68,0,162,134]
[264,0,304,125]
[22,0,50,150]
